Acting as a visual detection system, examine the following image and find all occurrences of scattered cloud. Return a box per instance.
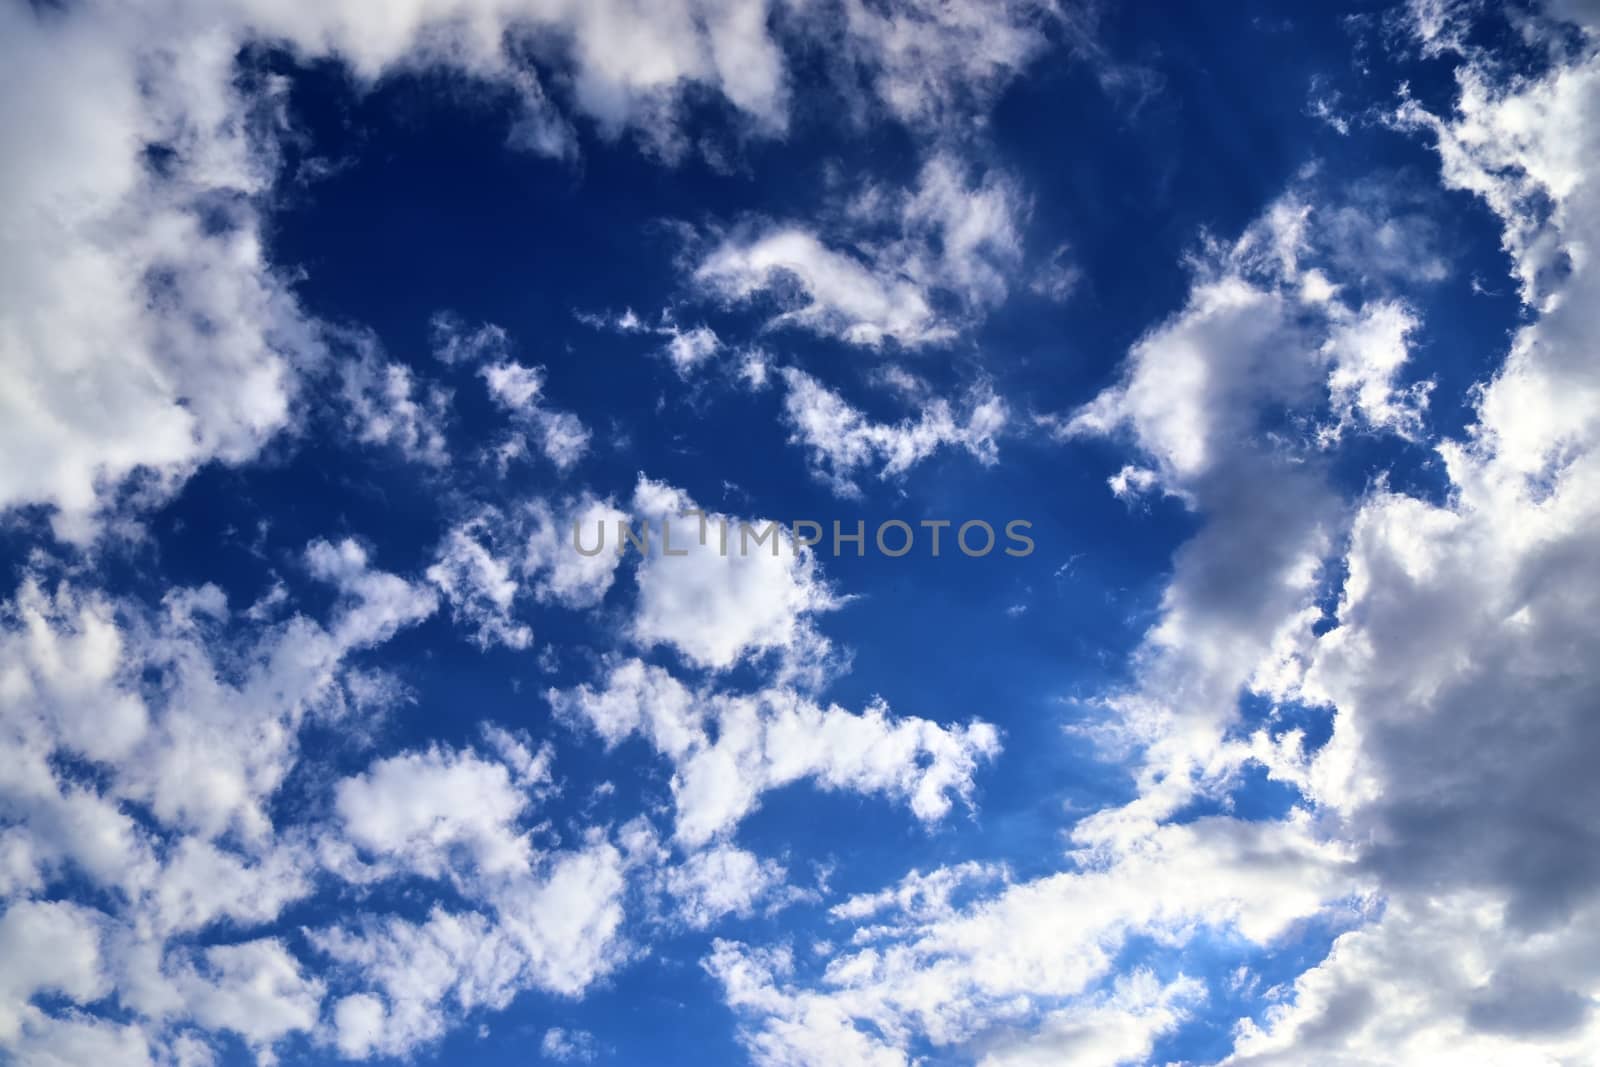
[780,367,1007,495]
[691,153,1030,348]
[550,658,1000,846]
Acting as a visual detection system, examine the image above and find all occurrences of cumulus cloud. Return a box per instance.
[1320,298,1432,441]
[0,900,107,1044]
[663,843,791,929]
[695,109,1528,1062]
[316,833,631,1060]
[692,153,1029,347]
[575,307,727,375]
[1226,12,1600,1055]
[779,367,1007,495]
[333,739,552,882]
[550,658,1000,846]
[337,331,452,466]
[0,2,316,542]
[426,492,629,649]
[427,516,536,650]
[481,359,592,471]
[730,8,1600,1065]
[542,1026,600,1062]
[707,815,1359,1065]
[825,0,1059,129]
[0,543,646,1065]
[0,539,448,1062]
[430,310,512,366]
[624,476,845,678]
[2,0,1057,540]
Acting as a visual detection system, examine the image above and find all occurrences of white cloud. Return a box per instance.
[3,0,1054,541]
[524,495,632,610]
[664,843,790,929]
[542,1026,600,1062]
[550,658,1000,846]
[174,940,323,1054]
[318,769,629,1062]
[430,311,512,365]
[829,0,1058,129]
[692,153,1029,348]
[665,324,724,373]
[575,308,724,375]
[481,360,592,471]
[0,2,315,542]
[334,742,544,882]
[829,861,1006,923]
[0,900,107,1044]
[626,477,844,676]
[427,516,535,650]
[149,838,313,938]
[947,9,1600,1063]
[1223,33,1600,1064]
[696,159,1491,1063]
[1061,223,1316,484]
[5,1013,158,1067]
[1320,299,1432,442]
[0,540,448,1062]
[696,227,947,348]
[1106,464,1162,503]
[779,367,1007,496]
[338,331,452,466]
[706,815,1359,1066]
[318,910,528,1059]
[426,493,628,650]
[978,970,1205,1067]
[305,538,441,651]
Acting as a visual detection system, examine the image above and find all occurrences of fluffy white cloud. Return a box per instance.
[334,740,549,881]
[1320,299,1431,441]
[337,331,452,466]
[624,477,844,677]
[574,308,727,374]
[430,311,512,366]
[779,367,1006,495]
[149,838,313,938]
[695,227,945,347]
[663,843,791,929]
[2,0,1056,540]
[827,0,1058,129]
[978,970,1205,1067]
[0,538,445,1062]
[427,516,536,650]
[692,154,1029,347]
[550,658,1000,846]
[542,1026,600,1062]
[174,939,324,1053]
[426,492,629,649]
[317,910,529,1059]
[665,324,723,372]
[708,815,1361,1065]
[828,861,1007,923]
[0,900,107,1044]
[481,360,592,471]
[1225,18,1600,1055]
[318,733,627,1061]
[524,495,632,609]
[0,2,315,542]
[819,8,1600,1064]
[695,83,1575,1056]
[0,551,634,1065]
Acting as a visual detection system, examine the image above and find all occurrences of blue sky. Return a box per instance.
[4,1,1600,1064]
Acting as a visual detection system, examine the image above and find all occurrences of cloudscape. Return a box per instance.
[3,1,1599,1064]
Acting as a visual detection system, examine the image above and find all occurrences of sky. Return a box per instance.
[2,0,1599,1064]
